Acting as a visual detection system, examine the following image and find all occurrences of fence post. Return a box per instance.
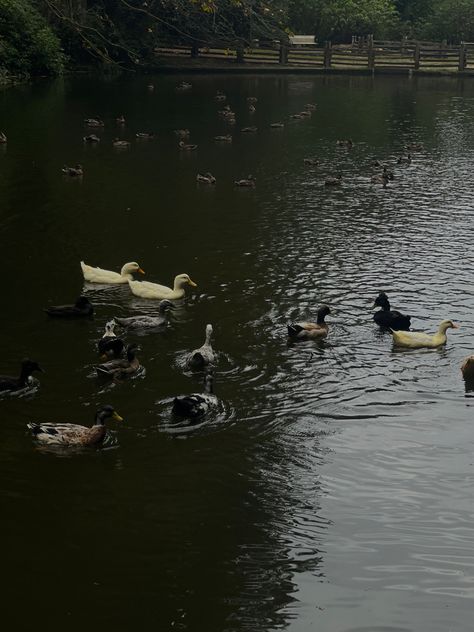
[279,41,289,64]
[324,41,332,68]
[368,38,375,69]
[459,42,467,70]
[414,43,420,70]
[191,43,199,59]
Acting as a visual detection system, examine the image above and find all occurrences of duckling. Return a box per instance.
[136,132,155,139]
[83,134,100,143]
[185,324,216,370]
[95,344,141,380]
[0,359,43,393]
[304,158,319,166]
[196,172,216,184]
[172,373,216,418]
[373,292,411,330]
[84,118,104,127]
[391,320,458,349]
[44,296,93,318]
[397,154,412,164]
[174,129,190,138]
[62,164,83,177]
[324,175,342,186]
[116,114,126,125]
[97,320,124,359]
[0,131,7,144]
[337,139,353,148]
[287,305,331,340]
[214,135,232,142]
[115,300,174,330]
[27,405,123,447]
[241,126,257,133]
[270,122,284,129]
[113,138,131,148]
[178,141,198,151]
[461,355,474,382]
[234,175,256,187]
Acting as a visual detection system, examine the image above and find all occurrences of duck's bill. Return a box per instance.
[112,412,124,422]
[188,279,197,287]
[138,268,145,275]
[452,323,460,329]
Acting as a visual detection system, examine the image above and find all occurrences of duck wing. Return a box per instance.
[0,376,19,392]
[81,262,123,283]
[27,422,102,446]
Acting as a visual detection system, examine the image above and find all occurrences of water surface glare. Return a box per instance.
[1,74,474,632]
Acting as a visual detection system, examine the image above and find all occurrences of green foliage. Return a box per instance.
[0,0,64,75]
[422,0,474,42]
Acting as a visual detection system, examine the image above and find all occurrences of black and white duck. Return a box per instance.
[373,292,411,330]
[172,373,216,418]
[27,405,123,447]
[98,320,124,359]
[44,296,94,318]
[288,305,331,340]
[185,324,216,370]
[94,344,141,380]
[0,359,43,393]
[115,300,174,330]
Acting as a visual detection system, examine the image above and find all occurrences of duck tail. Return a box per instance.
[94,366,112,378]
[287,323,303,337]
[27,422,42,435]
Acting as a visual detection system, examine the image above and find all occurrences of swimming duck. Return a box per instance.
[62,164,83,177]
[270,122,284,128]
[196,172,216,184]
[44,296,94,318]
[0,132,7,144]
[373,292,410,330]
[215,91,226,102]
[290,113,304,120]
[234,175,256,187]
[115,300,175,330]
[337,139,353,148]
[304,158,319,166]
[371,173,390,187]
[214,134,232,142]
[116,114,126,124]
[461,355,474,382]
[129,273,197,300]
[325,175,342,186]
[27,405,123,447]
[179,141,198,151]
[391,320,458,349]
[98,320,124,359]
[172,373,216,418]
[176,81,192,91]
[305,103,317,111]
[84,118,104,127]
[247,96,258,103]
[0,359,43,393]
[185,324,216,370]
[95,344,141,380]
[397,154,412,164]
[288,305,331,340]
[299,110,312,118]
[136,132,154,139]
[241,126,257,133]
[83,134,100,143]
[113,138,131,148]
[174,129,190,139]
[81,261,145,284]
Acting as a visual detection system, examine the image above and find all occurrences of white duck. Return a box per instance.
[391,320,458,349]
[81,261,145,284]
[128,273,197,300]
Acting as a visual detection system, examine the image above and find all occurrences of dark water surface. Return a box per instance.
[1,74,474,631]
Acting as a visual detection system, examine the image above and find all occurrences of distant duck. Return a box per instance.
[113,138,131,148]
[299,110,312,118]
[461,355,474,382]
[136,132,155,139]
[0,131,7,144]
[337,139,353,148]
[249,104,256,113]
[95,344,141,380]
[129,273,197,300]
[179,140,198,151]
[83,134,100,143]
[371,172,390,187]
[81,261,145,284]
[391,320,458,349]
[305,103,317,111]
[62,164,83,177]
[241,126,257,133]
[185,324,216,370]
[324,174,342,186]
[172,373,216,418]
[44,296,93,318]
[397,154,412,164]
[214,134,232,142]
[147,83,155,91]
[196,172,216,184]
[247,96,258,104]
[287,305,331,340]
[98,320,124,359]
[234,175,256,187]
[176,81,192,91]
[215,91,226,101]
[373,292,411,330]
[116,114,126,125]
[304,157,319,166]
[174,129,190,138]
[27,405,123,447]
[406,142,423,151]
[0,359,43,393]
[115,299,175,330]
[84,118,104,127]
[290,113,304,120]
[270,122,284,128]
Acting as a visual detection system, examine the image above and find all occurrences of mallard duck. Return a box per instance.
[270,122,284,129]
[179,141,198,151]
[44,296,93,318]
[185,324,216,370]
[391,320,458,348]
[397,154,412,164]
[305,103,317,111]
[115,299,175,330]
[214,134,232,142]
[116,114,126,124]
[304,158,319,166]
[27,405,123,447]
[84,118,104,127]
[174,129,190,138]
[98,320,124,359]
[371,173,390,187]
[0,131,7,144]
[288,305,331,340]
[241,126,257,133]
[337,139,353,148]
[234,175,256,187]
[113,138,131,148]
[129,273,197,300]
[325,175,342,186]
[62,164,83,177]
[95,344,141,380]
[373,292,411,330]
[172,373,216,418]
[136,132,154,139]
[196,172,216,184]
[81,261,145,284]
[0,359,43,393]
[83,134,100,143]
[461,355,474,381]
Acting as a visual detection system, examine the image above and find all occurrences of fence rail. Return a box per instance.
[155,39,473,72]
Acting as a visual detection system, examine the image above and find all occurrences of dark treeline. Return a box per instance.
[1,0,474,77]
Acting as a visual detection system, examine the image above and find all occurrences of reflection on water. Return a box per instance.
[1,74,474,631]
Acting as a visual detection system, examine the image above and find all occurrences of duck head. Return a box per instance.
[174,274,197,289]
[103,319,116,337]
[75,296,92,308]
[158,299,175,314]
[126,344,140,361]
[95,405,123,425]
[121,261,145,276]
[205,323,213,341]
[21,359,44,375]
[438,320,459,333]
[373,292,390,310]
[317,305,331,324]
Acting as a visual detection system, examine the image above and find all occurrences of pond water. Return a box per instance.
[1,73,474,632]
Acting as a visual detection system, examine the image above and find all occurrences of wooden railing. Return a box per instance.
[155,39,473,72]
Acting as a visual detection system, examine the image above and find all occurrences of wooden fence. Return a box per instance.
[155,39,474,72]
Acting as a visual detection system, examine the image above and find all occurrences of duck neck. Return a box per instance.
[18,365,33,386]
[379,299,390,311]
[317,312,326,325]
